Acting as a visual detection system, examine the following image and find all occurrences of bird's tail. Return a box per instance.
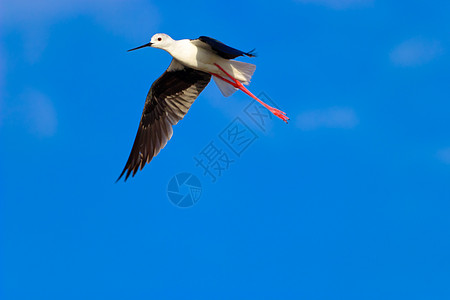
[213,76,238,97]
[213,60,256,97]
[229,60,256,85]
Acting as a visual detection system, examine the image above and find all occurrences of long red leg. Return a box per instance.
[211,73,237,87]
[212,63,289,123]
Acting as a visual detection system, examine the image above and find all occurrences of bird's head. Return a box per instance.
[150,33,173,49]
[128,33,174,52]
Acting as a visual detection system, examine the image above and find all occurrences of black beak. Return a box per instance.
[127,42,153,52]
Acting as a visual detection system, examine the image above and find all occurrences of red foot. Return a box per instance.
[212,64,290,124]
[268,107,289,123]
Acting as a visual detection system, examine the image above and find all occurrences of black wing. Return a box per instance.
[193,36,256,59]
[117,60,211,181]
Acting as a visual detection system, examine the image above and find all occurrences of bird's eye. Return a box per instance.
[157,37,162,41]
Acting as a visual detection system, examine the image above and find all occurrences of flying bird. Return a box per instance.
[117,34,289,181]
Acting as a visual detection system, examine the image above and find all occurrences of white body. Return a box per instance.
[168,40,237,77]
[150,34,255,89]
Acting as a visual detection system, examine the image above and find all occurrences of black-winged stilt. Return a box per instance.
[117,34,289,181]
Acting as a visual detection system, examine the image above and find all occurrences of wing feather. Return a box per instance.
[192,36,256,59]
[117,60,211,181]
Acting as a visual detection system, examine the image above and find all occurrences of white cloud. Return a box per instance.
[0,0,159,30]
[0,0,160,62]
[390,38,443,67]
[296,0,373,9]
[296,107,358,130]
[0,1,159,132]
[437,148,450,165]
[22,91,58,137]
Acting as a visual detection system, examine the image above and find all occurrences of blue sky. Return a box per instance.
[1,0,450,299]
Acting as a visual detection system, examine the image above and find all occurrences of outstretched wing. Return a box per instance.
[192,36,256,59]
[117,60,211,181]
